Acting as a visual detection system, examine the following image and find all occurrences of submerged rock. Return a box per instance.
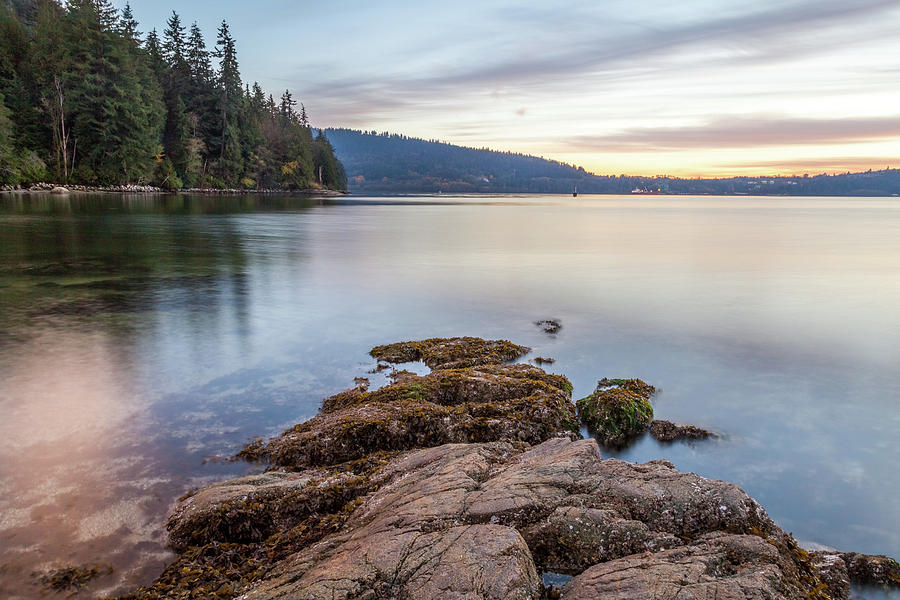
[535,319,562,334]
[649,419,715,443]
[370,336,530,370]
[36,564,112,593]
[576,379,655,448]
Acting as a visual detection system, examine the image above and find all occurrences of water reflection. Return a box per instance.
[0,193,898,598]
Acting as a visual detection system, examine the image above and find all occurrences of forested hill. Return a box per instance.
[327,129,900,196]
[326,128,591,194]
[0,0,345,190]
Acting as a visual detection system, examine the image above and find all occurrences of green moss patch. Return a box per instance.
[577,380,656,448]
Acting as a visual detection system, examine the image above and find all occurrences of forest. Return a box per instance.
[327,129,900,196]
[0,0,346,190]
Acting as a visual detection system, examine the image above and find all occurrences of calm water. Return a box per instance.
[0,193,898,598]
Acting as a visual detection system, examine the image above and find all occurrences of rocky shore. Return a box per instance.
[0,182,348,195]
[118,337,899,600]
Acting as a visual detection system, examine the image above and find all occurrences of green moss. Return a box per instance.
[577,385,654,448]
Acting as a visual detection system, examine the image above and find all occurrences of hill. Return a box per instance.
[326,129,900,196]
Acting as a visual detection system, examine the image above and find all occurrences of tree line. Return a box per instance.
[0,0,346,190]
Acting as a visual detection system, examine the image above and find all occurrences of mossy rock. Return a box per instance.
[577,381,655,448]
[242,364,579,470]
[370,337,530,370]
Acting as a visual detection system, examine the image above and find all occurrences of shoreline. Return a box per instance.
[0,183,349,196]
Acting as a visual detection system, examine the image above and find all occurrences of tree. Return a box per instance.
[213,20,243,183]
[120,3,141,42]
[163,11,187,70]
[0,4,346,190]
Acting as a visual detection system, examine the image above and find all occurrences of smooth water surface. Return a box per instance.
[0,193,898,598]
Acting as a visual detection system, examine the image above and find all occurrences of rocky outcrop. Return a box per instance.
[240,362,578,469]
[649,419,715,442]
[156,438,846,600]
[370,336,531,370]
[117,338,898,600]
[576,378,655,448]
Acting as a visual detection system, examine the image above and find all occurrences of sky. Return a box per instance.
[117,0,900,177]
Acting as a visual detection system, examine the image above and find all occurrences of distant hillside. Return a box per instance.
[325,128,594,193]
[326,129,900,196]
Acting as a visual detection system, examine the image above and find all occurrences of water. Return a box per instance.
[0,193,898,598]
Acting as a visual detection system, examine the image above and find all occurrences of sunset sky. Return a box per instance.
[119,0,900,177]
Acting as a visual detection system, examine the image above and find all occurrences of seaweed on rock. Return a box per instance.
[576,379,656,448]
[370,336,530,370]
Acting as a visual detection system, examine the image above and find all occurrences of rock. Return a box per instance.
[166,460,390,552]
[157,438,841,600]
[243,363,579,469]
[809,551,851,595]
[649,419,715,443]
[562,533,818,600]
[50,186,70,194]
[576,379,655,448]
[535,319,562,334]
[810,551,900,587]
[370,336,530,370]
[37,564,113,593]
[533,356,555,365]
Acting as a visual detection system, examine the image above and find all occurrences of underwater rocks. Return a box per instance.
[576,378,655,448]
[535,319,562,334]
[370,336,530,370]
[241,363,579,469]
[36,564,112,593]
[649,419,715,443]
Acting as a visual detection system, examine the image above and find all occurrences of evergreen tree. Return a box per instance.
[187,22,212,83]
[163,11,187,70]
[0,4,345,190]
[213,20,243,183]
[0,89,17,184]
[120,3,141,42]
[145,28,162,63]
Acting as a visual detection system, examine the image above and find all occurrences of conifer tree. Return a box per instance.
[0,3,345,190]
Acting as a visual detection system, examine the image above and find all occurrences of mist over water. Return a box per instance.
[0,193,898,598]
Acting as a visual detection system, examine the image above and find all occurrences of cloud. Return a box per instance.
[565,115,900,152]
[298,0,900,125]
[716,156,900,172]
